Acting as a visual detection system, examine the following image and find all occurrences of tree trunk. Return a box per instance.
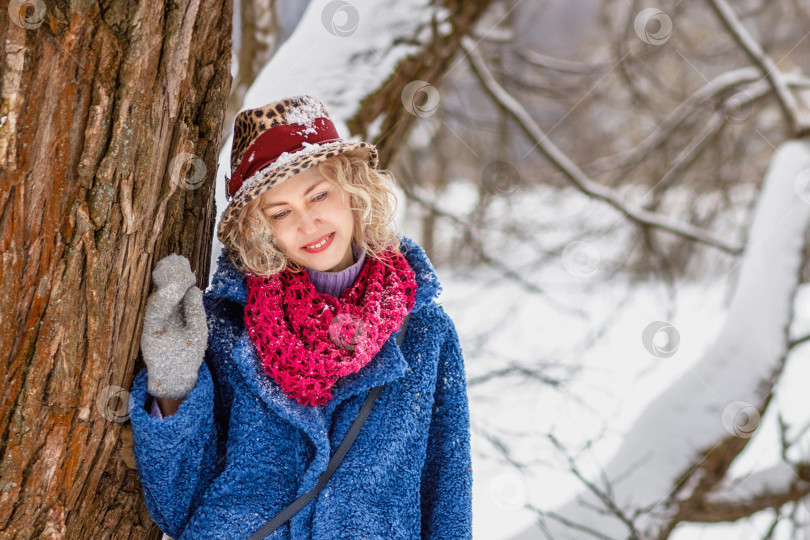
[0,1,232,538]
[349,0,496,167]
[225,0,279,144]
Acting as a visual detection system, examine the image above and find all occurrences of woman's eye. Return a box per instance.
[271,192,327,220]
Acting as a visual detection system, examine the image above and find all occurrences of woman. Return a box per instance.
[128,95,472,539]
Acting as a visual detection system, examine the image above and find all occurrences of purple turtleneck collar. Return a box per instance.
[304,241,366,298]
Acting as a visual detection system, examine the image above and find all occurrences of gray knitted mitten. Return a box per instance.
[141,254,208,399]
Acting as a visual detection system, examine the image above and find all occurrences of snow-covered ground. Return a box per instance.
[443,267,809,539]
[409,150,810,538]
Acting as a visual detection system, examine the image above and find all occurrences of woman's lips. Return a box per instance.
[302,232,335,252]
[303,232,332,248]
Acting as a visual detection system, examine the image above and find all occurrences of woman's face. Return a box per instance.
[256,163,355,272]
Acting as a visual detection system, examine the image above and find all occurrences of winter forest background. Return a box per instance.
[219,0,810,538]
[3,0,810,538]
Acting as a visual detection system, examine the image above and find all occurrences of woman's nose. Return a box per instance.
[298,209,321,233]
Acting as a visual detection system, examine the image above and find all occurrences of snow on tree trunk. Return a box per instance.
[0,2,231,538]
[513,140,810,539]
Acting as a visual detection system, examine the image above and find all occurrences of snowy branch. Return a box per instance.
[516,66,810,198]
[461,36,743,255]
[706,0,810,136]
[583,69,810,176]
[687,462,810,523]
[514,48,613,75]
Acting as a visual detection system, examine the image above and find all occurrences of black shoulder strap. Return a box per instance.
[395,313,410,348]
[247,313,411,540]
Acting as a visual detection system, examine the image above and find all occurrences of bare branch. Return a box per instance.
[530,508,616,540]
[546,433,643,538]
[584,69,810,176]
[461,36,744,255]
[706,0,810,136]
[650,112,726,198]
[514,48,613,75]
[398,182,591,318]
[468,363,569,387]
[687,461,810,523]
[787,331,810,350]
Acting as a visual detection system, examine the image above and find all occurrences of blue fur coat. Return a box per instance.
[128,235,472,539]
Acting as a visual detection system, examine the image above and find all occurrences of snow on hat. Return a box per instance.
[217,95,378,251]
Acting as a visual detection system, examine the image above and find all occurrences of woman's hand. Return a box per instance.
[141,254,208,400]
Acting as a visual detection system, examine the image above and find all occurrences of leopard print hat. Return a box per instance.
[217,95,379,252]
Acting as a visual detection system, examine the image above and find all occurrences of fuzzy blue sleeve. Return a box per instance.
[420,312,473,539]
[129,350,229,539]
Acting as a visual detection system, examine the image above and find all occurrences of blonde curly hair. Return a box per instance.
[226,151,403,277]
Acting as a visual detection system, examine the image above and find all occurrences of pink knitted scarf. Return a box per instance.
[243,245,417,407]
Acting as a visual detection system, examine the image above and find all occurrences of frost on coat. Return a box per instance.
[128,235,473,539]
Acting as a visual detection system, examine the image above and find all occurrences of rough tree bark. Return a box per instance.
[0,1,232,538]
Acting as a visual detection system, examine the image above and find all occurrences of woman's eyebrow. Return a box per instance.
[263,178,327,209]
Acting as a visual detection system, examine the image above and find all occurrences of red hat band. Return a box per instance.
[227,116,341,198]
